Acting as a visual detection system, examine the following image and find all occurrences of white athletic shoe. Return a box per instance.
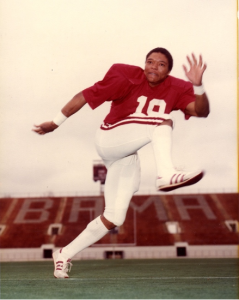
[52,249,72,279]
[157,170,204,192]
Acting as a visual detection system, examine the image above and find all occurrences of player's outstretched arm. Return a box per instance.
[183,54,210,118]
[32,91,87,135]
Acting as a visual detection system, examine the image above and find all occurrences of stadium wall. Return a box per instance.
[0,245,238,262]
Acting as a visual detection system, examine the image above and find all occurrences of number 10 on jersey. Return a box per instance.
[132,96,166,117]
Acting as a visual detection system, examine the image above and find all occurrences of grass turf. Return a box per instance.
[1,258,238,299]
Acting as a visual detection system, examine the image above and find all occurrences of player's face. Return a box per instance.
[144,52,170,87]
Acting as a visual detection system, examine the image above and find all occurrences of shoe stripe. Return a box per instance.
[170,173,187,184]
[175,174,181,184]
[158,171,203,192]
[180,174,185,182]
[170,174,176,184]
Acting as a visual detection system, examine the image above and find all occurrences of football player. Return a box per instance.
[33,48,209,278]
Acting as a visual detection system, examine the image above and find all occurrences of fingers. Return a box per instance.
[186,53,206,69]
[198,54,203,67]
[33,124,41,129]
[191,53,197,65]
[186,55,192,66]
[32,124,46,135]
[32,129,45,135]
[201,62,207,73]
[187,53,197,66]
[182,64,188,74]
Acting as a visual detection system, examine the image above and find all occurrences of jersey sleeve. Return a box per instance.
[82,64,139,110]
[174,81,195,120]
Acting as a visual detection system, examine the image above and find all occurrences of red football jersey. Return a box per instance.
[82,64,195,130]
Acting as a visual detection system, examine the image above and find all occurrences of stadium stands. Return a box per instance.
[0,193,238,260]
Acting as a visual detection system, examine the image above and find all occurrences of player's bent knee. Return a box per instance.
[113,219,124,227]
[103,211,126,228]
[111,213,126,227]
[100,215,116,230]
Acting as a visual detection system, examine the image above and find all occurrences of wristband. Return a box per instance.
[53,111,67,126]
[193,85,205,95]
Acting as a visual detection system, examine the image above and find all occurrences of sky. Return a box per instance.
[0,0,238,198]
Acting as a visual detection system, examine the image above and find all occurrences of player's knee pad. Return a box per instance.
[111,211,127,227]
[103,209,127,227]
[103,208,114,225]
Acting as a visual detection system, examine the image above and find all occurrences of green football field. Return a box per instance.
[1,258,238,299]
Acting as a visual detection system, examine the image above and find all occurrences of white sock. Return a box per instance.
[61,216,109,259]
[151,125,175,176]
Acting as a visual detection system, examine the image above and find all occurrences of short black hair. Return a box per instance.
[146,47,173,71]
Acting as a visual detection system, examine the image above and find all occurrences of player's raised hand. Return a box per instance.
[183,54,207,86]
[32,121,58,135]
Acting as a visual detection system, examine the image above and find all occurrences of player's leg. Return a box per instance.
[94,124,147,226]
[95,128,151,161]
[53,154,140,279]
[151,120,175,174]
[96,122,202,194]
[151,120,203,191]
[53,215,109,278]
[53,126,145,278]
[60,153,140,259]
[102,153,141,227]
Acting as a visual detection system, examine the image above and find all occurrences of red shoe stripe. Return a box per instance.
[175,174,181,184]
[170,174,176,184]
[180,174,185,182]
[56,268,62,270]
[56,261,63,264]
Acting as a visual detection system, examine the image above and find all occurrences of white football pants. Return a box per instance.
[94,122,174,226]
[61,122,174,259]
